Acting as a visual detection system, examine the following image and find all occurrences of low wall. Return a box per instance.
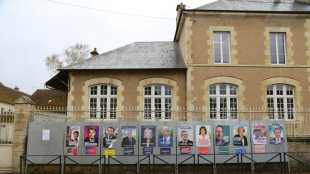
[0,145,12,170]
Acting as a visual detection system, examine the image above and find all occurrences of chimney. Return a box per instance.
[14,86,19,91]
[176,3,185,26]
[90,48,99,57]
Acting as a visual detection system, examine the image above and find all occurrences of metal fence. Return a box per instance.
[20,152,310,174]
[29,108,310,137]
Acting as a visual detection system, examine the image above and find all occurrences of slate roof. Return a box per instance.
[31,89,67,107]
[194,0,310,12]
[0,82,31,105]
[60,42,186,70]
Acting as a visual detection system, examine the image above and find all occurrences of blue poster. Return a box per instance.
[160,148,171,155]
[124,148,134,155]
[143,147,153,155]
[158,126,173,147]
[235,147,246,154]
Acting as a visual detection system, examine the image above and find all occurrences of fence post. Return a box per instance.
[19,156,22,174]
[12,96,35,173]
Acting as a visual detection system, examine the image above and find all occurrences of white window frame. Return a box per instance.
[267,84,295,120]
[143,85,172,120]
[213,32,231,64]
[89,84,117,119]
[209,84,238,120]
[270,33,286,65]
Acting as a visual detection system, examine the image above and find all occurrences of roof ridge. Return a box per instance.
[228,0,295,4]
[2,83,30,96]
[134,41,173,43]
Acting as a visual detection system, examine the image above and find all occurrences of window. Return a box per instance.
[144,85,172,120]
[0,125,13,144]
[213,32,230,64]
[0,108,3,114]
[267,84,294,120]
[89,85,117,119]
[270,33,286,64]
[209,84,238,119]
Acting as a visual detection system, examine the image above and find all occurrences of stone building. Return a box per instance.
[47,0,310,135]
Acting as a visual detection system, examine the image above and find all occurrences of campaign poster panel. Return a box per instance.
[252,123,267,144]
[121,126,136,147]
[42,129,50,141]
[143,147,153,155]
[84,125,99,147]
[254,145,266,153]
[141,125,156,147]
[160,148,171,155]
[235,147,247,154]
[215,125,230,146]
[85,147,96,155]
[198,147,210,155]
[124,148,134,155]
[180,147,191,154]
[158,125,173,147]
[66,126,80,147]
[102,126,118,148]
[233,125,248,146]
[269,123,284,145]
[105,150,116,158]
[67,148,78,155]
[196,125,211,147]
[178,125,193,146]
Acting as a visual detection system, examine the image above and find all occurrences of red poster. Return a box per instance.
[254,145,265,153]
[180,147,191,154]
[198,147,210,154]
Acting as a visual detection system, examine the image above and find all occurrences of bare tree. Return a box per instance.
[45,43,91,75]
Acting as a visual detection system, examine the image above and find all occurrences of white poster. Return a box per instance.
[42,129,50,141]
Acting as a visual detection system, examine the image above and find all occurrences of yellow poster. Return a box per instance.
[105,150,116,158]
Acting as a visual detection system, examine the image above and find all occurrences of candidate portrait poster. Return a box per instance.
[196,125,211,147]
[141,125,156,147]
[66,126,80,147]
[102,126,118,148]
[215,125,230,146]
[269,123,284,145]
[178,125,193,146]
[252,123,267,144]
[158,125,173,147]
[84,125,99,147]
[121,126,136,147]
[233,125,248,146]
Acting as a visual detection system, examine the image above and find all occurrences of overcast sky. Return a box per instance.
[0,0,215,95]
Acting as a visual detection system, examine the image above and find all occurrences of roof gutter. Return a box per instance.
[45,70,70,93]
[173,9,184,42]
[173,9,310,42]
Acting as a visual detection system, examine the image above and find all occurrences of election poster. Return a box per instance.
[252,123,267,145]
[196,125,211,147]
[178,125,193,146]
[66,126,80,147]
[233,125,248,146]
[102,126,118,148]
[84,125,99,147]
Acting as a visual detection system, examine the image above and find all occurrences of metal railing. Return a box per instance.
[26,108,310,138]
[20,155,61,174]
[20,152,310,174]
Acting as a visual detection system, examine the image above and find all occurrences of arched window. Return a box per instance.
[267,84,294,120]
[89,84,117,119]
[144,85,172,120]
[209,84,238,119]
